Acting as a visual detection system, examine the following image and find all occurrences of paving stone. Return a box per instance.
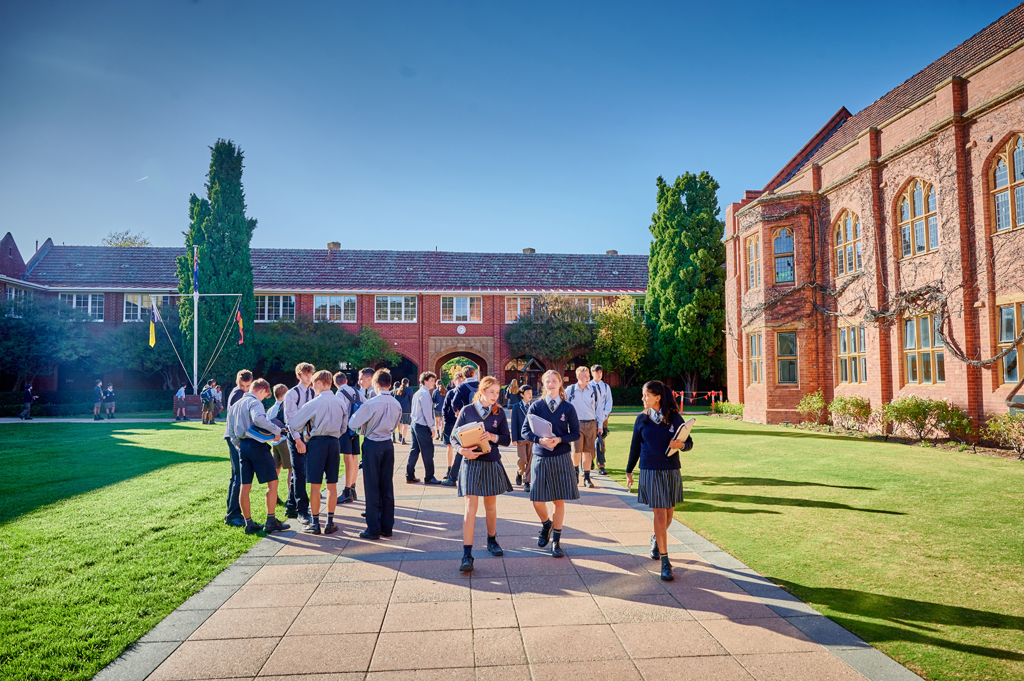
[514,594,604,627]
[474,627,527,666]
[177,586,240,611]
[382,600,472,631]
[785,616,871,649]
[370,629,475,671]
[266,554,339,565]
[633,656,756,680]
[248,563,332,584]
[519,624,628,663]
[671,587,780,621]
[529,660,644,681]
[92,641,181,681]
[390,576,471,602]
[138,609,215,643]
[832,648,925,680]
[189,606,299,640]
[592,594,694,623]
[612,621,729,658]
[221,582,316,609]
[473,665,532,681]
[365,670,475,681]
[701,550,751,570]
[700,618,822,656]
[322,560,401,582]
[205,563,262,587]
[472,599,519,629]
[148,637,278,680]
[306,579,395,606]
[471,577,512,601]
[261,633,377,675]
[737,651,868,680]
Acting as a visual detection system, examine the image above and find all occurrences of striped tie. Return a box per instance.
[549,399,556,411]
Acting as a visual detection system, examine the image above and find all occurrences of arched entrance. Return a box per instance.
[376,355,419,388]
[427,335,494,386]
[505,356,545,389]
[434,351,488,386]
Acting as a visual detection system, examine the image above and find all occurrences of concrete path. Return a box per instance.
[95,441,921,681]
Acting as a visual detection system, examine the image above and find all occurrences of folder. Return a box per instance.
[666,418,696,456]
[527,414,556,450]
[453,421,490,453]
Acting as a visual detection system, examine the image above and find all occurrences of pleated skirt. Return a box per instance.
[530,452,580,502]
[638,468,684,509]
[458,458,513,497]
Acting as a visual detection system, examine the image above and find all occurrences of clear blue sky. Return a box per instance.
[0,0,1016,256]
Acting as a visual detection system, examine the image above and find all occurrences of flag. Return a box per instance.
[149,303,162,348]
[192,250,199,292]
[236,309,244,345]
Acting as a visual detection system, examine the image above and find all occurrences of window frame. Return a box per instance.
[833,211,864,278]
[313,294,357,323]
[441,295,483,324]
[901,313,946,386]
[745,234,761,290]
[776,330,798,384]
[772,227,795,285]
[374,295,417,323]
[748,332,763,385]
[60,292,104,321]
[123,293,166,322]
[254,294,296,323]
[836,323,868,384]
[897,179,940,258]
[572,297,605,322]
[990,135,1024,234]
[997,303,1023,385]
[505,296,534,324]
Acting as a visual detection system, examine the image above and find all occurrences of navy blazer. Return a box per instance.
[522,398,580,458]
[510,399,532,443]
[451,379,480,414]
[626,411,694,473]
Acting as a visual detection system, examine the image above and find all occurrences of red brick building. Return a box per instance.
[1,236,647,390]
[724,4,1024,425]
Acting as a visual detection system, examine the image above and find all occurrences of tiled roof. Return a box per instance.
[770,3,1024,188]
[23,244,649,293]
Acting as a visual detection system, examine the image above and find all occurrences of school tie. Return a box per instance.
[548,399,556,411]
[307,387,313,401]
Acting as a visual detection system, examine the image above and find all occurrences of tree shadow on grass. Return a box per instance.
[773,579,1024,661]
[688,476,877,491]
[683,491,905,515]
[696,427,867,443]
[0,423,223,524]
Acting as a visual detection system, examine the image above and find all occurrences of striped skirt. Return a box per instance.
[530,453,580,502]
[638,468,684,509]
[458,459,513,497]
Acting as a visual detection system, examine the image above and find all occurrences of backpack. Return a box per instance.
[201,386,215,402]
[568,383,598,408]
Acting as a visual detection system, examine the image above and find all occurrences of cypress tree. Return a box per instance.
[176,140,257,389]
[646,172,726,395]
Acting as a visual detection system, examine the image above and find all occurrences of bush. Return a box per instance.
[610,386,643,406]
[985,412,1024,459]
[830,395,872,431]
[796,389,827,425]
[874,395,943,441]
[712,401,744,416]
[2,389,177,418]
[933,401,975,444]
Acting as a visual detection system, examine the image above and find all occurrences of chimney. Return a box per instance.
[522,248,536,254]
[327,241,341,250]
[606,249,618,255]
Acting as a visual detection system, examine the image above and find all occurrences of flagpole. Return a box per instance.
[193,245,199,395]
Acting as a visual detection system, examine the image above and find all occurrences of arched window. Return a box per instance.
[745,234,761,289]
[773,228,794,284]
[897,180,939,257]
[834,211,862,277]
[991,135,1024,233]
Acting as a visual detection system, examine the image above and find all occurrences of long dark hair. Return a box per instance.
[642,380,679,425]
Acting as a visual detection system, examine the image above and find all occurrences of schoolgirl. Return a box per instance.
[454,375,513,572]
[625,380,693,581]
[521,370,580,558]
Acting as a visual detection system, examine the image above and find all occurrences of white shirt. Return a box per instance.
[283,382,315,439]
[175,387,185,399]
[593,379,613,421]
[411,386,434,428]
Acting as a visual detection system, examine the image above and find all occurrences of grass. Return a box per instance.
[0,423,263,681]
[603,414,1024,681]
[610,405,708,413]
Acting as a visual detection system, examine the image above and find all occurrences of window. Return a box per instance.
[897,180,939,257]
[441,296,483,323]
[505,297,534,323]
[746,234,761,289]
[5,286,27,302]
[777,331,798,384]
[123,294,167,322]
[834,211,863,277]
[991,135,1024,233]
[5,285,27,317]
[572,297,605,322]
[60,293,104,321]
[902,314,945,385]
[748,333,763,384]
[314,295,357,322]
[837,323,867,384]
[773,228,794,283]
[998,304,1023,384]
[254,295,295,322]
[375,295,417,322]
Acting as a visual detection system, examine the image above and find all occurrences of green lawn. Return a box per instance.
[603,414,1024,681]
[0,423,262,681]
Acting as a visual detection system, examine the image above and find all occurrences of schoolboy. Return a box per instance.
[93,379,104,421]
[223,369,253,527]
[510,384,535,491]
[267,383,292,506]
[407,371,440,484]
[103,384,116,419]
[349,369,402,540]
[283,362,316,523]
[565,365,603,488]
[442,368,479,485]
[174,382,188,421]
[591,364,613,475]
[334,371,360,504]
[439,372,464,486]
[19,384,37,420]
[201,378,217,424]
[289,370,348,535]
[226,378,289,534]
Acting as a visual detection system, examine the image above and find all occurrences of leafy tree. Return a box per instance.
[796,388,827,425]
[590,295,649,386]
[176,140,256,391]
[646,172,726,395]
[254,315,398,374]
[441,357,478,385]
[0,295,91,390]
[101,230,151,247]
[505,295,594,376]
[88,305,188,389]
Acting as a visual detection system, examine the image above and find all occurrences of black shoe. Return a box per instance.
[358,531,380,540]
[381,531,393,538]
[406,477,421,484]
[440,479,457,487]
[487,538,503,556]
[244,521,263,535]
[585,479,595,488]
[538,520,552,548]
[224,516,245,528]
[650,535,660,560]
[285,509,298,519]
[459,555,474,572]
[661,560,674,581]
[423,477,442,485]
[24,417,32,421]
[298,514,313,526]
[599,467,607,475]
[264,517,291,533]
[361,512,367,517]
[351,487,358,501]
[523,482,531,493]
[324,523,339,535]
[338,488,353,504]
[94,416,102,421]
[516,473,522,485]
[358,461,362,469]
[276,496,285,508]
[551,540,564,558]
[303,522,321,535]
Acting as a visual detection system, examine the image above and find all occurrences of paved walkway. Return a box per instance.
[96,441,921,681]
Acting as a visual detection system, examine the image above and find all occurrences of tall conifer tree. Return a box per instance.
[176,140,256,388]
[646,172,726,395]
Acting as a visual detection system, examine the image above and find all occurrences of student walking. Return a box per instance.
[93,379,104,421]
[407,372,441,484]
[223,370,254,528]
[522,370,581,557]
[565,366,603,488]
[19,384,37,420]
[506,379,521,408]
[348,369,402,540]
[283,363,316,524]
[625,380,693,581]
[510,384,534,491]
[395,378,413,444]
[174,382,188,421]
[431,383,444,437]
[333,372,360,505]
[439,373,465,485]
[591,365,613,475]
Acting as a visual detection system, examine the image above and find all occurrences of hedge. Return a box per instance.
[611,386,643,406]
[4,389,177,418]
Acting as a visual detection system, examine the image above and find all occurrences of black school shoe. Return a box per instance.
[224,516,246,528]
[459,555,474,572]
[440,479,457,487]
[358,530,380,540]
[661,557,674,581]
[599,467,607,475]
[338,487,353,504]
[516,473,522,485]
[264,517,291,533]
[551,538,564,558]
[406,477,420,484]
[423,477,442,485]
[243,521,263,535]
[285,509,299,519]
[523,482,531,493]
[324,523,339,535]
[538,520,552,548]
[650,535,660,560]
[303,522,321,535]
[487,537,503,556]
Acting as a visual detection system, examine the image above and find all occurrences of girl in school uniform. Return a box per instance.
[521,370,580,558]
[455,375,513,572]
[625,380,693,581]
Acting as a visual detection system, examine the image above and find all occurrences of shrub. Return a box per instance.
[933,401,975,445]
[712,401,744,416]
[985,412,1024,459]
[875,395,942,441]
[830,395,871,431]
[796,389,827,425]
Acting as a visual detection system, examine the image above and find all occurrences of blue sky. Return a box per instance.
[0,0,1016,256]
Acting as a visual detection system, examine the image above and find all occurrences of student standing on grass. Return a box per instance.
[626,380,693,582]
[565,366,603,488]
[174,382,188,421]
[455,376,513,572]
[223,370,253,528]
[201,379,216,424]
[213,383,223,421]
[333,372,360,505]
[591,365,613,475]
[103,384,116,419]
[348,369,402,540]
[289,370,347,535]
[407,371,441,485]
[522,370,580,558]
[444,367,480,485]
[226,378,290,535]
[19,384,37,420]
[267,384,291,509]
[93,380,104,421]
[283,362,316,525]
[439,373,465,485]
[510,384,534,491]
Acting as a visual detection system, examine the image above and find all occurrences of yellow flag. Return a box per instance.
[149,320,156,347]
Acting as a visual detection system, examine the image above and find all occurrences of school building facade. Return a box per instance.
[0,235,648,391]
[724,4,1024,425]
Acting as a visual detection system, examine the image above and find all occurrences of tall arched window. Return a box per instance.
[834,211,862,277]
[773,228,794,284]
[897,180,938,257]
[991,135,1024,233]
[745,234,761,290]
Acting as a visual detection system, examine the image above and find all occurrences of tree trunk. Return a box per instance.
[681,371,698,406]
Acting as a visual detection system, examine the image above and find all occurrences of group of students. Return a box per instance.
[92,379,116,420]
[200,380,225,424]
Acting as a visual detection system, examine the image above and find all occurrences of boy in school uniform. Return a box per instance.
[174,382,188,421]
[438,373,464,486]
[103,384,116,419]
[223,370,254,527]
[226,378,290,535]
[407,371,441,484]
[333,371,360,504]
[565,365,604,488]
[591,364,613,475]
[93,380,104,421]
[201,379,217,424]
[20,384,38,420]
[442,367,479,486]
[289,370,348,535]
[510,384,535,491]
[283,362,316,524]
[349,369,402,540]
[267,384,292,508]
